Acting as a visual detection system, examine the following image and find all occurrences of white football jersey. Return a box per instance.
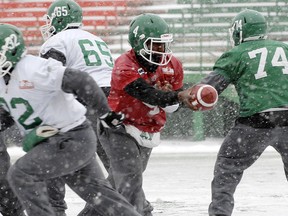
[40,28,113,87]
[0,55,86,135]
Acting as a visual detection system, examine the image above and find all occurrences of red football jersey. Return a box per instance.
[108,50,183,133]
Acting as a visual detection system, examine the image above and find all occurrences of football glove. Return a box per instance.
[22,126,59,152]
[100,111,125,129]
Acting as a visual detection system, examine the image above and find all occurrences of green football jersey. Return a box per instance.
[214,39,288,117]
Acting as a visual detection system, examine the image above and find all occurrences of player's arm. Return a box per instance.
[199,70,230,95]
[61,68,124,128]
[124,78,180,107]
[40,48,67,66]
[0,107,14,132]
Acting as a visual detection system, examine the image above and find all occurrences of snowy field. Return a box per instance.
[8,138,288,216]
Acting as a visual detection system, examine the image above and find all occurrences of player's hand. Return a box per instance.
[177,88,195,109]
[22,125,59,152]
[178,84,218,111]
[155,81,173,91]
[99,111,125,129]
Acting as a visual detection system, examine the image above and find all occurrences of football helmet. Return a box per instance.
[128,13,173,66]
[40,0,83,41]
[0,24,26,77]
[229,9,267,47]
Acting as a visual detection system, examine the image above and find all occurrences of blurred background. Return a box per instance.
[1,0,288,143]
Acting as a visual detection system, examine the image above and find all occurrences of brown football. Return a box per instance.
[190,84,218,111]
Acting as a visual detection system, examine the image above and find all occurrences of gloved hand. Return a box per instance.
[22,125,59,152]
[178,84,218,111]
[99,111,125,129]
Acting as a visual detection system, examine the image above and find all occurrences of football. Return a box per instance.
[190,84,218,111]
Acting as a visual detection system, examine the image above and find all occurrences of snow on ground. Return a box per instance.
[8,138,288,216]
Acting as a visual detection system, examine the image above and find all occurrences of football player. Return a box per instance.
[80,13,186,216]
[107,13,186,216]
[182,9,288,216]
[40,0,112,168]
[39,0,114,215]
[0,23,141,216]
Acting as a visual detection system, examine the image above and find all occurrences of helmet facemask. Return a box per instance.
[40,14,56,41]
[0,33,25,77]
[128,13,173,69]
[229,20,243,47]
[140,34,173,66]
[40,0,83,41]
[0,52,13,77]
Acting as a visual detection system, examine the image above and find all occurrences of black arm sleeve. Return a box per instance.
[61,68,110,117]
[124,78,179,107]
[199,70,230,95]
[0,107,14,132]
[40,48,67,66]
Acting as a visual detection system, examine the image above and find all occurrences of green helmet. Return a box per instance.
[40,0,83,41]
[229,9,267,47]
[0,24,26,77]
[128,13,173,66]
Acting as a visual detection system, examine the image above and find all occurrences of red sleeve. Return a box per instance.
[111,52,140,90]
